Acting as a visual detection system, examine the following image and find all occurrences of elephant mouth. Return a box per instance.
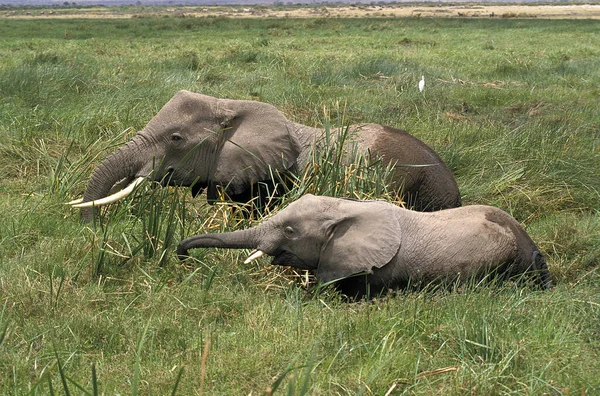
[271,250,313,271]
[191,181,207,197]
[271,251,294,266]
[205,182,242,203]
[154,166,179,186]
[154,167,207,197]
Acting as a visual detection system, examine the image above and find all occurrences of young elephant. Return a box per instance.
[178,194,552,298]
[69,91,460,221]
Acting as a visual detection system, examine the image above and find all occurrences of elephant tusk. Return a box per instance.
[66,198,84,205]
[71,177,145,208]
[244,249,264,264]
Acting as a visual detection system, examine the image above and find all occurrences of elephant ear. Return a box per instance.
[213,99,301,195]
[317,200,401,283]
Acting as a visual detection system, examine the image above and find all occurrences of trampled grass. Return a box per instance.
[0,10,599,394]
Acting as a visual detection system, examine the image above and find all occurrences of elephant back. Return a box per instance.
[354,124,461,211]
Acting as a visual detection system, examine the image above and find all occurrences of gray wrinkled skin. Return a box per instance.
[79,90,460,220]
[178,194,552,299]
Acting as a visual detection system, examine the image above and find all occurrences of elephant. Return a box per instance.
[177,194,552,298]
[69,90,461,221]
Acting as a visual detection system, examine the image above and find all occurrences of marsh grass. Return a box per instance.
[0,12,598,395]
[290,118,399,204]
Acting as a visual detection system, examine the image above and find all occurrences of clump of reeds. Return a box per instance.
[288,122,400,204]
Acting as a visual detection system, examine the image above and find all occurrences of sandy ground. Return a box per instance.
[2,4,600,20]
[267,4,600,19]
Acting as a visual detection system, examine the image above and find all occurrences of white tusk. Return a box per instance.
[244,249,264,264]
[66,198,84,205]
[71,177,145,208]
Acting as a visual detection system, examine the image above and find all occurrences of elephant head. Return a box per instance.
[71,90,301,220]
[177,194,402,285]
[178,194,552,298]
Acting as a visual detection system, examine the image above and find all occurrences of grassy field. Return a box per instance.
[0,11,599,395]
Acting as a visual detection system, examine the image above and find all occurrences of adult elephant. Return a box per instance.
[70,91,461,220]
[177,194,552,298]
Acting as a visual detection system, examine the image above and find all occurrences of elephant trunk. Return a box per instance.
[80,138,147,221]
[177,227,263,260]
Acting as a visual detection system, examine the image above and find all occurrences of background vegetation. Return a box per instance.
[0,11,598,394]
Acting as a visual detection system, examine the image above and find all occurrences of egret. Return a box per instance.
[418,75,425,93]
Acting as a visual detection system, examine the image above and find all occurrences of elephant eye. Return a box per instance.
[284,226,295,238]
[171,133,183,143]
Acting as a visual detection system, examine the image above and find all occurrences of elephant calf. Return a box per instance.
[178,194,552,298]
[69,91,460,220]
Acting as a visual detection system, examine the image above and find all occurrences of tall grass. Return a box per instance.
[0,11,598,394]
[291,117,399,203]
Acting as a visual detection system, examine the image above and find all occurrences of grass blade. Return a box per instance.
[133,317,152,396]
[91,363,98,396]
[54,347,71,396]
[170,366,184,396]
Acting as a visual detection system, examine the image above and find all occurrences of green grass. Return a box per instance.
[0,10,599,394]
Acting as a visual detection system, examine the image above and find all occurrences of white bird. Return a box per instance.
[418,75,425,93]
